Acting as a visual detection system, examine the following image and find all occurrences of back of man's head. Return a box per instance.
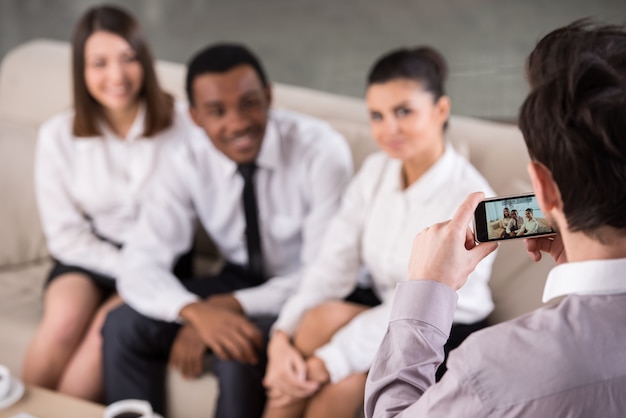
[185,43,269,105]
[518,20,626,240]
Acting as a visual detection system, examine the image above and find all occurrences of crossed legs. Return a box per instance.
[22,272,122,401]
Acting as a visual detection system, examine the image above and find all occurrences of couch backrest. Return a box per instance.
[0,39,556,323]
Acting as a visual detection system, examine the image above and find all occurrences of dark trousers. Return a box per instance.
[102,263,274,418]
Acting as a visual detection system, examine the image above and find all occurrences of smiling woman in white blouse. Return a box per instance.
[262,47,497,418]
[22,4,192,402]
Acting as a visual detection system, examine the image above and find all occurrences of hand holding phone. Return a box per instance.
[408,192,498,290]
[525,233,568,265]
[474,193,556,243]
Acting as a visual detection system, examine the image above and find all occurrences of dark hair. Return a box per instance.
[185,43,269,106]
[518,20,626,238]
[525,208,533,214]
[71,4,173,137]
[366,46,448,101]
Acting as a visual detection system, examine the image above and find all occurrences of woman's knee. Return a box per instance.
[38,299,99,349]
[36,313,87,351]
[306,373,367,418]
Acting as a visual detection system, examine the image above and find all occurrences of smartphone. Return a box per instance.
[474,193,556,243]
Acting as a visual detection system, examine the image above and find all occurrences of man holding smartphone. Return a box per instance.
[365,20,626,416]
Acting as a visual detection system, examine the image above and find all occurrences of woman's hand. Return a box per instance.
[305,356,330,385]
[263,331,320,407]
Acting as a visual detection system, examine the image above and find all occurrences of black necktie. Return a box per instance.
[237,163,264,281]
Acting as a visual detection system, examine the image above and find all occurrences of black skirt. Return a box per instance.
[45,260,117,291]
[45,248,195,293]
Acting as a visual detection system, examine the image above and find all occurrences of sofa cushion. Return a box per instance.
[0,40,72,125]
[273,83,367,124]
[0,118,49,268]
[446,115,532,195]
[166,369,218,418]
[323,118,377,170]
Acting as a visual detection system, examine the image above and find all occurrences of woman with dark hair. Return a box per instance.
[22,4,192,401]
[262,47,496,418]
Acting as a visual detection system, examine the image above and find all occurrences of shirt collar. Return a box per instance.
[99,101,146,142]
[542,257,626,303]
[254,110,281,172]
[391,142,457,199]
[210,110,281,179]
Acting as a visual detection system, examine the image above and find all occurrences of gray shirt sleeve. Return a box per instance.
[364,280,487,417]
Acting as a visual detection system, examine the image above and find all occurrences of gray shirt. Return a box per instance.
[365,258,626,417]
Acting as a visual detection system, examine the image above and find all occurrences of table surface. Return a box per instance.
[0,384,104,418]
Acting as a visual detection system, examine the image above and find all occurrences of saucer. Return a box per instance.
[0,377,25,409]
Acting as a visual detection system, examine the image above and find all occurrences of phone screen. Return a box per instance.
[474,193,555,242]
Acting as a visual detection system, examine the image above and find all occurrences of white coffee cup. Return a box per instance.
[103,399,154,418]
[0,365,11,400]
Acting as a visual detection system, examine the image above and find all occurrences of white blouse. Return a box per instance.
[35,102,192,279]
[273,145,497,383]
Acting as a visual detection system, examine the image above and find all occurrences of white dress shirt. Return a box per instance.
[273,145,496,383]
[117,109,353,322]
[517,216,539,235]
[365,258,626,417]
[35,102,192,278]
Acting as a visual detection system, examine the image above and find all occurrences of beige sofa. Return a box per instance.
[0,39,556,417]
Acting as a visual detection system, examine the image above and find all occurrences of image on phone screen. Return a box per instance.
[474,193,555,242]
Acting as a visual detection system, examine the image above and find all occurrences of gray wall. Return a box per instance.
[1,0,624,121]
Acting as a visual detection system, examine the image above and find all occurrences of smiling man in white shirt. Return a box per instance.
[516,207,540,236]
[365,21,626,417]
[101,43,353,418]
